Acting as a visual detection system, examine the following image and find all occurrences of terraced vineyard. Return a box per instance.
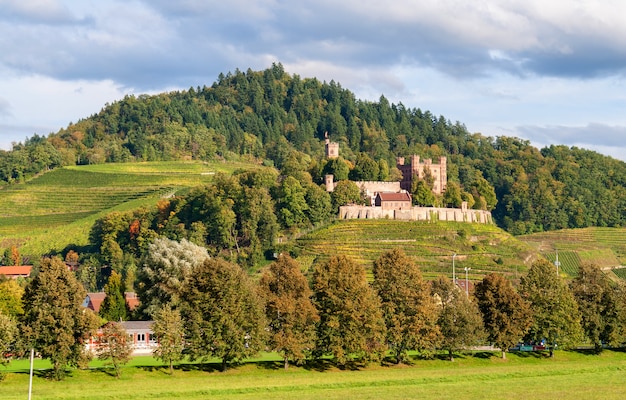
[0,161,259,257]
[295,219,537,281]
[519,227,626,278]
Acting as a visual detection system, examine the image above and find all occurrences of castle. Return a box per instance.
[396,155,447,195]
[323,134,492,224]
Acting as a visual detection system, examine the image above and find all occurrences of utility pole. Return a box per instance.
[464,267,471,296]
[452,253,457,284]
[554,249,560,276]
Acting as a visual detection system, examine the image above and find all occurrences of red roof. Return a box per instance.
[84,292,141,312]
[376,192,411,202]
[125,292,140,311]
[85,292,107,312]
[0,265,32,278]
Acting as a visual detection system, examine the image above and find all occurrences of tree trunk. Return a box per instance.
[449,349,454,362]
[221,358,228,372]
[501,350,506,360]
[169,359,174,375]
[284,357,289,370]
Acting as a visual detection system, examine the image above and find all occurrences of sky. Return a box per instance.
[1,0,625,162]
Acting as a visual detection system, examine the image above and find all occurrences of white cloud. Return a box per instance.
[0,0,625,163]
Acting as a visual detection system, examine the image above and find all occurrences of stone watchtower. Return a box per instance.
[325,132,339,159]
[396,155,447,195]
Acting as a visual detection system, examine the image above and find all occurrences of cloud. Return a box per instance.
[516,123,626,161]
[517,123,626,148]
[2,0,626,92]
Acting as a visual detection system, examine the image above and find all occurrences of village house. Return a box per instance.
[0,265,33,279]
[375,192,412,210]
[82,292,141,313]
[85,320,157,355]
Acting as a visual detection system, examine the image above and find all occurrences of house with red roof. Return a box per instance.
[0,265,32,279]
[375,192,412,210]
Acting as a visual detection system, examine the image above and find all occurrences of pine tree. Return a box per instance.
[312,255,386,365]
[99,271,128,321]
[259,254,319,369]
[474,273,531,359]
[373,249,439,363]
[180,258,266,371]
[21,257,99,380]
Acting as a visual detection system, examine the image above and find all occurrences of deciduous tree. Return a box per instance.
[312,255,386,365]
[136,238,209,318]
[570,263,622,352]
[519,260,583,356]
[431,276,485,361]
[96,321,133,378]
[330,180,362,211]
[0,312,18,376]
[259,254,319,369]
[373,249,439,363]
[474,273,531,359]
[181,258,266,371]
[152,304,185,374]
[21,257,99,380]
[0,279,24,317]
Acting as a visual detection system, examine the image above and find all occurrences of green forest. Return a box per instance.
[1,63,624,236]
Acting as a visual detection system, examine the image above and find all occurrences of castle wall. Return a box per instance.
[356,181,401,196]
[338,205,492,224]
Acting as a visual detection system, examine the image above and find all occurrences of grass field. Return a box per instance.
[2,350,626,399]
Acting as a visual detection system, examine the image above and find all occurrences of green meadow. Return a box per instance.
[2,350,626,399]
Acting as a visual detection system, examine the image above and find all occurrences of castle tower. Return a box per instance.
[396,154,447,195]
[325,174,335,192]
[325,132,339,159]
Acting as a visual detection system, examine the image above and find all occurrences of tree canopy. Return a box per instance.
[180,258,266,371]
[312,255,386,364]
[372,249,439,363]
[21,257,99,380]
[259,254,319,369]
[474,273,532,359]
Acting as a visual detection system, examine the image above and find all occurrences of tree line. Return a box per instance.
[2,241,625,380]
[0,64,624,234]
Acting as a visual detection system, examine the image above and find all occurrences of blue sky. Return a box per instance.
[1,0,625,161]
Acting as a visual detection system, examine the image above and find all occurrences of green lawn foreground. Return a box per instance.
[2,350,626,400]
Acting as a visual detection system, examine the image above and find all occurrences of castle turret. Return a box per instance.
[325,174,335,192]
[325,132,339,159]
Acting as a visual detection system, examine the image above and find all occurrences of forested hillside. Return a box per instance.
[1,63,624,234]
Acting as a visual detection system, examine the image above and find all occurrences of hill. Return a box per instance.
[519,227,626,280]
[1,65,624,236]
[0,161,259,257]
[294,219,538,281]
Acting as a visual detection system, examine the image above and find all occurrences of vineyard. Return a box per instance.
[519,227,626,278]
[0,161,254,256]
[295,219,537,281]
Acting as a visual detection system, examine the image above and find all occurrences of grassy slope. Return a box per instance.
[295,219,538,281]
[0,161,259,257]
[2,350,626,400]
[519,227,626,279]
